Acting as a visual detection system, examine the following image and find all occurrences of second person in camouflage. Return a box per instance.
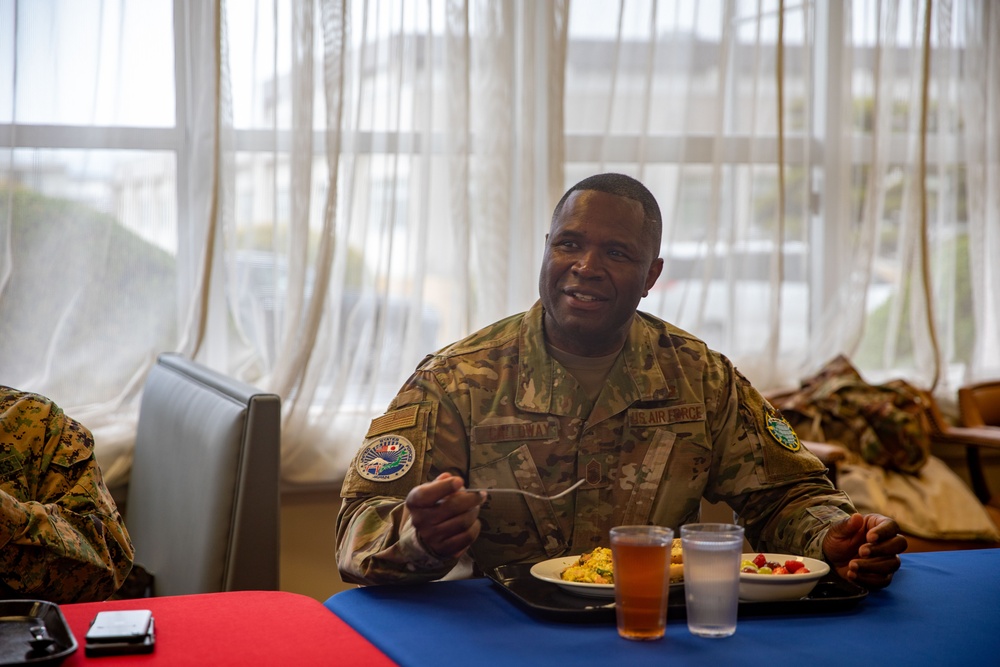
[1,387,134,602]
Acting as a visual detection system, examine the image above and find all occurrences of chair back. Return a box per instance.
[959,380,1000,428]
[125,353,281,596]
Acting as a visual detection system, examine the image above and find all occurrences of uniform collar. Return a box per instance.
[516,302,672,418]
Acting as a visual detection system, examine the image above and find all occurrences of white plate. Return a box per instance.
[529,556,615,599]
[529,556,684,599]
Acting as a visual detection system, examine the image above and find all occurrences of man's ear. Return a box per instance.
[643,257,664,297]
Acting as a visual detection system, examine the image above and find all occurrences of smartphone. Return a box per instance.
[85,610,155,657]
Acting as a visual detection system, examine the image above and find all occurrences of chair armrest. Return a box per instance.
[931,425,1000,505]
[932,425,1000,450]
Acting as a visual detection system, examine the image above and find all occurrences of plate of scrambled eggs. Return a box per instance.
[530,552,615,598]
[530,542,685,599]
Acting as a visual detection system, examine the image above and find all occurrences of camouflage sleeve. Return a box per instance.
[335,496,457,585]
[730,480,856,559]
[0,391,134,603]
[336,368,471,585]
[705,364,857,560]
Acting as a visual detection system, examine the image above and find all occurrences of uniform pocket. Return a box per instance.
[470,444,568,567]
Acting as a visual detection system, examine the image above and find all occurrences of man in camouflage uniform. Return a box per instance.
[337,173,906,589]
[1,387,134,602]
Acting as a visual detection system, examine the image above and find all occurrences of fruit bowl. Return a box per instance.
[738,553,830,602]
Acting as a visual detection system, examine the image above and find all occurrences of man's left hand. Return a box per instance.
[822,513,907,589]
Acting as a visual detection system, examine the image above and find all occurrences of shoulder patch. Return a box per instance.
[766,414,801,452]
[356,434,416,481]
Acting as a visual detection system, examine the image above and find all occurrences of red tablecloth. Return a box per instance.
[59,590,396,666]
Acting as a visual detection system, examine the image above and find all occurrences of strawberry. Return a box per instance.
[772,566,789,575]
[784,560,805,573]
[752,553,767,568]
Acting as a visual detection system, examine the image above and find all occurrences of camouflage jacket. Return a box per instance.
[337,302,856,585]
[769,354,932,473]
[0,388,134,602]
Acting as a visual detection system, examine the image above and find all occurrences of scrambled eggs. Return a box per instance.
[669,538,684,583]
[559,539,685,585]
[560,547,614,584]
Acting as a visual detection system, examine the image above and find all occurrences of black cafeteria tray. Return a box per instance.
[486,563,868,623]
[0,600,78,666]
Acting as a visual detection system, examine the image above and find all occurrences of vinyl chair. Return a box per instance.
[124,353,281,596]
[957,380,1000,507]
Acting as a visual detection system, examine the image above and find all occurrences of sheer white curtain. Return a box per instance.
[807,0,1000,399]
[564,0,822,388]
[1,0,180,484]
[208,0,568,483]
[563,0,999,397]
[2,0,997,487]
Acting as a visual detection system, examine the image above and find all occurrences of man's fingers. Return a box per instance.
[405,474,465,509]
[859,534,908,558]
[853,565,897,589]
[416,507,483,555]
[849,552,902,589]
[409,487,483,532]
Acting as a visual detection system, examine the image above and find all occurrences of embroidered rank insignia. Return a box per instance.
[586,459,602,485]
[767,415,802,452]
[357,434,416,482]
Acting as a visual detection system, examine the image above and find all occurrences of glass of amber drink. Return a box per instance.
[610,525,674,641]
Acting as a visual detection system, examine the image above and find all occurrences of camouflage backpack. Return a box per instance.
[770,355,931,473]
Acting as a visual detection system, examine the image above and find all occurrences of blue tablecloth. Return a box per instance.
[325,549,1000,667]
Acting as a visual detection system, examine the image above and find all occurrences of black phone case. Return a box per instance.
[85,618,156,657]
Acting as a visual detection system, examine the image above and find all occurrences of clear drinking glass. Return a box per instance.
[680,523,745,638]
[609,525,674,641]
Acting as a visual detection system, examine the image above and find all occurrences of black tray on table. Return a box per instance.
[485,563,868,623]
[0,600,78,666]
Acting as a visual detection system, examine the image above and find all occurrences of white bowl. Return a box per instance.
[738,553,830,602]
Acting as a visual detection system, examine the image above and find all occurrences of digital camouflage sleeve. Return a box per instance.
[0,388,134,602]
[337,302,858,585]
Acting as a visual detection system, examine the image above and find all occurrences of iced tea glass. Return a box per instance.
[680,523,745,638]
[609,525,674,641]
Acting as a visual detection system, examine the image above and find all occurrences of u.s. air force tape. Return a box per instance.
[356,434,415,481]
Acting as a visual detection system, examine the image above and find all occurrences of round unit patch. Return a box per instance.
[766,415,802,452]
[357,434,416,482]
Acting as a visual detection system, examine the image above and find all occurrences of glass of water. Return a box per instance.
[680,523,745,638]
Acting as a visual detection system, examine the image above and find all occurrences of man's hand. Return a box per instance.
[822,513,907,589]
[404,472,485,560]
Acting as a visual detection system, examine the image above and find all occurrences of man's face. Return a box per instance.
[538,189,663,357]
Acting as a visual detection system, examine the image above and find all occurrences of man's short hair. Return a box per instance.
[551,173,663,255]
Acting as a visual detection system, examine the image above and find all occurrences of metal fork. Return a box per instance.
[466,478,586,501]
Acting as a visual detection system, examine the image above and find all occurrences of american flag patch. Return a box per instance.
[366,404,420,437]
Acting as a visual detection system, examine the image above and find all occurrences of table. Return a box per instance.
[324,549,1000,667]
[57,590,396,666]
